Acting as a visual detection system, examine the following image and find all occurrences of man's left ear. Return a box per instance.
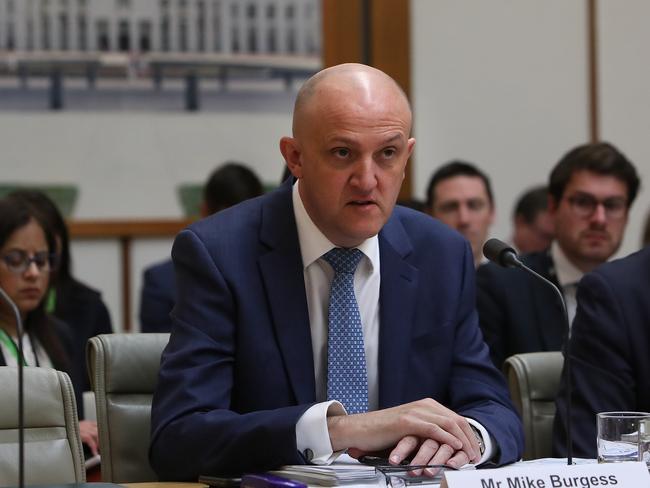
[280,136,303,178]
[407,138,416,158]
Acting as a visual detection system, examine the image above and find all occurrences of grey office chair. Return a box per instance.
[87,333,170,483]
[503,351,564,460]
[0,366,85,486]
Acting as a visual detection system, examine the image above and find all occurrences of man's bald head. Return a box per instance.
[292,63,412,137]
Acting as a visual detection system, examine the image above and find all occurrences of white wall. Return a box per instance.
[412,0,588,245]
[411,0,648,258]
[1,111,291,218]
[597,0,650,255]
[1,110,292,330]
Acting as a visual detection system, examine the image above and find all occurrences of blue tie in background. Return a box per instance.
[323,247,369,414]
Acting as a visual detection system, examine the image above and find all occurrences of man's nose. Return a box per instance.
[350,157,377,192]
[457,204,471,225]
[590,202,608,225]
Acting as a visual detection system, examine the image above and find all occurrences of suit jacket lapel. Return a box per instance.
[377,214,419,408]
[258,183,316,405]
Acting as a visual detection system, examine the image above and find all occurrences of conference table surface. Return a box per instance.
[123,483,207,488]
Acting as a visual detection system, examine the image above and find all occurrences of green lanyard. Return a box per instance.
[45,288,57,314]
[0,328,27,366]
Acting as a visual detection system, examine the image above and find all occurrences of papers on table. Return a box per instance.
[270,455,378,486]
[271,454,474,486]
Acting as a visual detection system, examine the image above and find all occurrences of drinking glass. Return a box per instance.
[597,411,650,466]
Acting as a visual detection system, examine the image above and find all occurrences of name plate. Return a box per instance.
[444,461,649,488]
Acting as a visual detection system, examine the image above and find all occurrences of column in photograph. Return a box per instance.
[168,0,178,51]
[275,0,288,55]
[231,1,244,53]
[265,2,278,54]
[217,0,228,54]
[49,0,59,50]
[129,3,137,54]
[186,0,196,51]
[195,0,204,51]
[256,0,268,53]
[68,0,78,50]
[204,0,214,52]
[85,0,95,51]
[294,0,308,55]
[31,0,41,50]
[149,2,160,51]
[13,0,26,50]
[303,0,319,55]
[204,0,213,52]
[0,0,5,50]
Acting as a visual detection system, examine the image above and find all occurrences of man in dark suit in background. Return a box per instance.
[149,63,523,479]
[139,162,263,332]
[511,185,555,254]
[553,245,650,457]
[477,142,640,369]
[426,161,495,268]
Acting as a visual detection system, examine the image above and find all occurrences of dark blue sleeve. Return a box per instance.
[140,262,176,333]
[149,230,311,480]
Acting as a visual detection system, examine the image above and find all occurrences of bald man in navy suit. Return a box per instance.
[150,64,523,479]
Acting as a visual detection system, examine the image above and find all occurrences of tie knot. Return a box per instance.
[324,248,363,275]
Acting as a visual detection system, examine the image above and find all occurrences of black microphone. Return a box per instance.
[482,238,573,466]
[0,286,25,488]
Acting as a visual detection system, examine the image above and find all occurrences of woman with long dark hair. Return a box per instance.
[7,190,113,393]
[0,197,99,454]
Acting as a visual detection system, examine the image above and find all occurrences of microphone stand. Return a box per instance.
[0,286,25,488]
[482,239,573,465]
[507,258,573,466]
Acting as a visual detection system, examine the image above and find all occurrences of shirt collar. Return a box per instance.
[551,240,584,287]
[292,180,379,270]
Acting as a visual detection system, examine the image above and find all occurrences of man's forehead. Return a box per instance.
[564,170,629,195]
[434,176,490,197]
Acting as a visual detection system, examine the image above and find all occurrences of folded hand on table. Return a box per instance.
[327,398,480,475]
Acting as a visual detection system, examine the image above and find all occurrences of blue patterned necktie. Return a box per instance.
[323,247,369,414]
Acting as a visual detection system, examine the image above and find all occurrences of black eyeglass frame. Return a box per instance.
[0,250,59,274]
[565,193,628,220]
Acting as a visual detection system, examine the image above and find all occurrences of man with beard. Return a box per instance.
[476,142,640,368]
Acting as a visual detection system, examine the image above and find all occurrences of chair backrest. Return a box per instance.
[503,351,564,460]
[0,366,85,486]
[87,333,170,483]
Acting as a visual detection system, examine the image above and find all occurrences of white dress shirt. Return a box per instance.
[0,330,52,368]
[291,181,493,465]
[551,241,585,326]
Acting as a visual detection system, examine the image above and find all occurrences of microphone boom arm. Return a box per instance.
[0,287,25,488]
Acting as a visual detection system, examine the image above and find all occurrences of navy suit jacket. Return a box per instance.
[476,251,566,368]
[553,246,650,458]
[140,259,175,333]
[149,182,523,479]
[54,278,113,392]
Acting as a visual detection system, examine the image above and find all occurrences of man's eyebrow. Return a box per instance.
[326,133,405,146]
[381,134,405,145]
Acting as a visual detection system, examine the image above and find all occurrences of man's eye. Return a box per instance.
[574,195,594,207]
[467,199,487,211]
[438,203,459,214]
[382,148,396,158]
[333,148,350,158]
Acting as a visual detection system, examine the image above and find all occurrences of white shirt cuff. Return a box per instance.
[296,401,347,465]
[466,417,495,465]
